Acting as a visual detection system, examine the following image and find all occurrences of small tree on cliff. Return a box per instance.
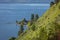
[18,23,24,35]
[50,2,55,7]
[35,14,39,21]
[18,18,28,35]
[31,14,34,21]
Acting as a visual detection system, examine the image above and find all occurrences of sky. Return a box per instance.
[0,0,54,3]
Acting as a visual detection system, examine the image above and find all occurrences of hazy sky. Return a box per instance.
[0,0,54,3]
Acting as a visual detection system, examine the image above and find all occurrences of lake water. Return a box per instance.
[0,3,49,40]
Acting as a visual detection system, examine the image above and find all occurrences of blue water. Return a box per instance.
[0,4,49,40]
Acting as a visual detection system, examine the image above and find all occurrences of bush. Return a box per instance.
[50,2,54,7]
[31,24,35,31]
[35,14,39,21]
[9,37,16,40]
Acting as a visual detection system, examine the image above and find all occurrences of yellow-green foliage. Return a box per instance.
[27,22,31,27]
[15,3,60,40]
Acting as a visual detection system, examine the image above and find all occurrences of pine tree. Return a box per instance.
[50,2,54,7]
[22,18,26,22]
[35,14,39,21]
[18,18,27,35]
[20,24,24,33]
[22,18,28,24]
[18,24,24,35]
[31,14,34,21]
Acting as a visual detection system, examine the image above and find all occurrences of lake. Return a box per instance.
[0,3,49,40]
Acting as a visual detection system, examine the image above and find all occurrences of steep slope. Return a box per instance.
[16,3,60,40]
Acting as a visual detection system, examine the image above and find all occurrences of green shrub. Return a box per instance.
[9,37,16,40]
[31,14,34,21]
[50,2,54,7]
[35,14,39,21]
[31,24,35,31]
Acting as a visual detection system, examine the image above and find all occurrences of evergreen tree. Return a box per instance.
[22,18,26,22]
[18,24,24,35]
[35,14,39,21]
[50,2,54,7]
[18,18,27,35]
[31,14,34,21]
[20,24,24,33]
[22,18,28,23]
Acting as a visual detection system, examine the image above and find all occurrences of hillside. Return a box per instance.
[15,3,60,40]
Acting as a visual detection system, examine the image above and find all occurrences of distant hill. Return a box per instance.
[15,2,60,40]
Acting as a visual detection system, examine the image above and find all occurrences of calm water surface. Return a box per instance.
[0,4,49,40]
